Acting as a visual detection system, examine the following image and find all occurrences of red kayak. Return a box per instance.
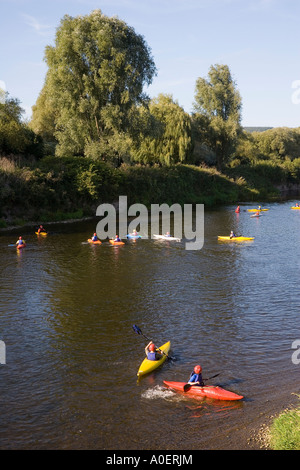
[17,243,26,250]
[163,381,243,401]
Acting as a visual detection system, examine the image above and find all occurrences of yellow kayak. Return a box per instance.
[247,208,269,212]
[137,341,171,377]
[35,231,48,236]
[218,236,254,242]
[291,207,300,210]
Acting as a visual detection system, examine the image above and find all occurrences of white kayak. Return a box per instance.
[153,234,181,241]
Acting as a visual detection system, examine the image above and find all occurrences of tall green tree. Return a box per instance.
[193,64,242,170]
[32,9,156,159]
[130,94,193,165]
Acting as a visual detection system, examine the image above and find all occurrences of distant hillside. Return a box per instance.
[243,127,273,133]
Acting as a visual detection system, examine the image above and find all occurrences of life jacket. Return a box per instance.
[147,351,157,361]
[189,372,204,385]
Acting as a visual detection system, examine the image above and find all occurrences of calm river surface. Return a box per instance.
[0,201,299,450]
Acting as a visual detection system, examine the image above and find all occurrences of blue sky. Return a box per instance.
[0,0,300,127]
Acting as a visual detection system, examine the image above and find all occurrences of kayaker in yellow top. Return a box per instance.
[145,341,163,361]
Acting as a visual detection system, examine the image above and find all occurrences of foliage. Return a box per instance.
[193,64,242,170]
[130,94,193,165]
[253,127,300,161]
[0,93,43,157]
[32,10,156,160]
[0,156,121,223]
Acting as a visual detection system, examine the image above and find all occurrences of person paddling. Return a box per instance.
[145,341,162,361]
[114,234,121,242]
[37,225,47,234]
[230,230,236,239]
[91,232,98,241]
[16,236,25,247]
[187,365,204,387]
[235,206,240,213]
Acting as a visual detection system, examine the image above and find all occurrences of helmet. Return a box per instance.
[149,343,156,352]
[19,236,22,239]
[194,365,202,373]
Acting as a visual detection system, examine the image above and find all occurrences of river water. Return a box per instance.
[0,201,299,450]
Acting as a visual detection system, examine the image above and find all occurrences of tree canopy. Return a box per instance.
[0,92,42,156]
[31,9,157,159]
[130,94,193,165]
[193,64,242,169]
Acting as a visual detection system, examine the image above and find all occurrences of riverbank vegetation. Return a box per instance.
[1,9,300,228]
[269,399,300,450]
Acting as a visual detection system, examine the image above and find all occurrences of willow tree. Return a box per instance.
[130,94,193,165]
[193,64,242,170]
[32,10,156,159]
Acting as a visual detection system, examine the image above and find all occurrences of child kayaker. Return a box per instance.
[91,232,98,241]
[187,365,204,387]
[16,236,25,247]
[145,341,162,361]
[114,235,121,242]
[37,225,47,233]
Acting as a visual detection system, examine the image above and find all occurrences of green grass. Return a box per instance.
[269,403,300,450]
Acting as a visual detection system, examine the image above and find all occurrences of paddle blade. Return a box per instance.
[132,325,142,335]
[183,384,192,392]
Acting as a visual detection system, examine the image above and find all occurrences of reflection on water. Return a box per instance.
[0,202,299,449]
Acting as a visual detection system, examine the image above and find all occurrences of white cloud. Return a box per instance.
[22,13,54,36]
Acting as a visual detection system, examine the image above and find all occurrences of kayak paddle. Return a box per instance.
[183,373,220,392]
[132,324,175,360]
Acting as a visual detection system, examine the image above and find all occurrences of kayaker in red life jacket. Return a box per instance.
[187,365,204,387]
[37,225,46,233]
[145,341,162,361]
[235,206,240,213]
[91,232,98,241]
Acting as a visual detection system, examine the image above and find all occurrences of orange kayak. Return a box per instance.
[88,239,102,245]
[109,240,124,246]
[163,381,243,401]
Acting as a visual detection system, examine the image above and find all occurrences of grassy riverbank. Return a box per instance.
[0,155,299,228]
[268,399,300,450]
